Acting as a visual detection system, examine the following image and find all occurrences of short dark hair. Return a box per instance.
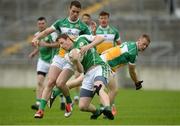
[37,17,46,21]
[141,34,151,43]
[99,11,110,17]
[70,0,81,9]
[82,13,91,18]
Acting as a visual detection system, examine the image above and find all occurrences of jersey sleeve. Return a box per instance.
[74,40,88,50]
[114,28,121,43]
[73,43,81,49]
[128,55,137,65]
[51,19,61,32]
[50,32,58,42]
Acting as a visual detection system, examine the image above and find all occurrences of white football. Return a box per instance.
[64,48,83,64]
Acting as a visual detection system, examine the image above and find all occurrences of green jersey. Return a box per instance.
[101,41,138,71]
[36,32,58,63]
[51,17,91,57]
[95,25,120,54]
[73,35,106,73]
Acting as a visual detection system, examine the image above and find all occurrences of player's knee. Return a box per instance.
[56,80,66,89]
[47,79,56,88]
[37,80,43,87]
[109,82,118,94]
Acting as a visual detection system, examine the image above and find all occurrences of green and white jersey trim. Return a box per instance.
[74,35,95,42]
[96,25,120,42]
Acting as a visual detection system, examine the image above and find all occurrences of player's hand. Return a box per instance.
[31,38,39,47]
[70,49,81,62]
[80,45,90,55]
[135,80,143,90]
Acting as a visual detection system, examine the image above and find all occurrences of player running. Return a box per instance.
[29,17,58,110]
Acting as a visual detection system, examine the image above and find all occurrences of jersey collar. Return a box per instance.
[68,17,79,23]
[99,25,110,30]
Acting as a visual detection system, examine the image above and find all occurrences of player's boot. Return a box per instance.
[135,83,142,90]
[135,81,143,90]
[31,104,39,110]
[34,109,44,118]
[102,106,114,120]
[90,108,103,119]
[64,103,73,117]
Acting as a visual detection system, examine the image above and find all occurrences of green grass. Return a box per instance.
[0,88,180,125]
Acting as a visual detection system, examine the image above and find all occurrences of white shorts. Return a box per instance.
[81,65,111,91]
[51,55,74,71]
[36,58,50,73]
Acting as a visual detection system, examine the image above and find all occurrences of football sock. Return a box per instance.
[53,87,62,97]
[93,108,100,115]
[60,95,65,103]
[65,96,72,104]
[39,99,47,110]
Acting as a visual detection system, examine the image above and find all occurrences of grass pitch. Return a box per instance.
[0,88,180,125]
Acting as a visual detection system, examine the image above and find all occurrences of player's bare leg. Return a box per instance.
[56,69,74,117]
[34,65,61,118]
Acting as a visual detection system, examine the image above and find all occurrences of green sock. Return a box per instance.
[53,87,62,97]
[95,108,100,114]
[39,99,47,110]
[65,96,72,104]
[92,108,101,117]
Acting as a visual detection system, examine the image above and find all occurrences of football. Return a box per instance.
[64,48,83,64]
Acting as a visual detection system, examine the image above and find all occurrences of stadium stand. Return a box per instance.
[0,0,180,67]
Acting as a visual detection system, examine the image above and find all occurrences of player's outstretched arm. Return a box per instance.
[32,27,55,46]
[38,41,60,48]
[80,35,104,54]
[128,64,138,83]
[28,48,39,59]
[66,73,84,89]
[128,64,143,90]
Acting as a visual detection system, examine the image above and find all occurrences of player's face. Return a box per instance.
[99,15,109,28]
[82,15,91,25]
[137,37,149,51]
[58,38,73,50]
[69,6,81,21]
[37,20,47,32]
